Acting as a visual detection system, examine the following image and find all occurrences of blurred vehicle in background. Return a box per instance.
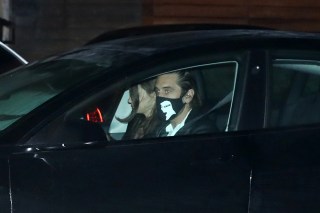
[0,41,27,74]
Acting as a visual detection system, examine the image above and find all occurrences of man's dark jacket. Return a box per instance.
[155,108,217,137]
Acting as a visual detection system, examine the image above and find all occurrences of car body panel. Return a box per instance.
[10,134,251,212]
[248,126,320,213]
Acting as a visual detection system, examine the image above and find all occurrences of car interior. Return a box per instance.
[102,61,237,141]
[269,59,320,127]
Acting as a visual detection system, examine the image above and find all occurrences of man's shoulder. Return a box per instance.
[179,108,218,135]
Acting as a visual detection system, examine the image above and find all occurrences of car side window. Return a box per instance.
[26,59,240,145]
[108,61,238,141]
[268,56,320,127]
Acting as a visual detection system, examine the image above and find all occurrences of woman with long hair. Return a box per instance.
[118,79,158,139]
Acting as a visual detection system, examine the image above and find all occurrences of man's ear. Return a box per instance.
[183,89,195,104]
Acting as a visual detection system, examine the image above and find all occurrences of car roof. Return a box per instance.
[48,25,320,72]
[86,24,272,45]
[85,24,320,46]
[82,27,320,59]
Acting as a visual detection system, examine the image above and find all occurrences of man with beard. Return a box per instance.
[154,71,216,137]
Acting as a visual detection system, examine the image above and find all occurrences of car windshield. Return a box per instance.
[0,43,156,132]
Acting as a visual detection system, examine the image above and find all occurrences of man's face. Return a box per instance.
[155,73,182,98]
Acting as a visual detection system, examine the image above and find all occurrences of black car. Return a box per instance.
[0,41,27,74]
[1,24,320,213]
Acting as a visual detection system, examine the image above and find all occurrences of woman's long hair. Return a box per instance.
[118,79,158,139]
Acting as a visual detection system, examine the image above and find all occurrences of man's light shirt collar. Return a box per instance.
[165,109,192,136]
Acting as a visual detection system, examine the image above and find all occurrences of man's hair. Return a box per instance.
[175,71,201,108]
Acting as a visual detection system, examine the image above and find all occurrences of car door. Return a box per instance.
[0,148,10,213]
[7,49,255,212]
[249,49,320,213]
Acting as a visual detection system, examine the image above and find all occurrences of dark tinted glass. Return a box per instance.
[268,54,320,127]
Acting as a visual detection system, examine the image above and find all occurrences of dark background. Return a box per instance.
[9,0,320,62]
[11,0,142,61]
